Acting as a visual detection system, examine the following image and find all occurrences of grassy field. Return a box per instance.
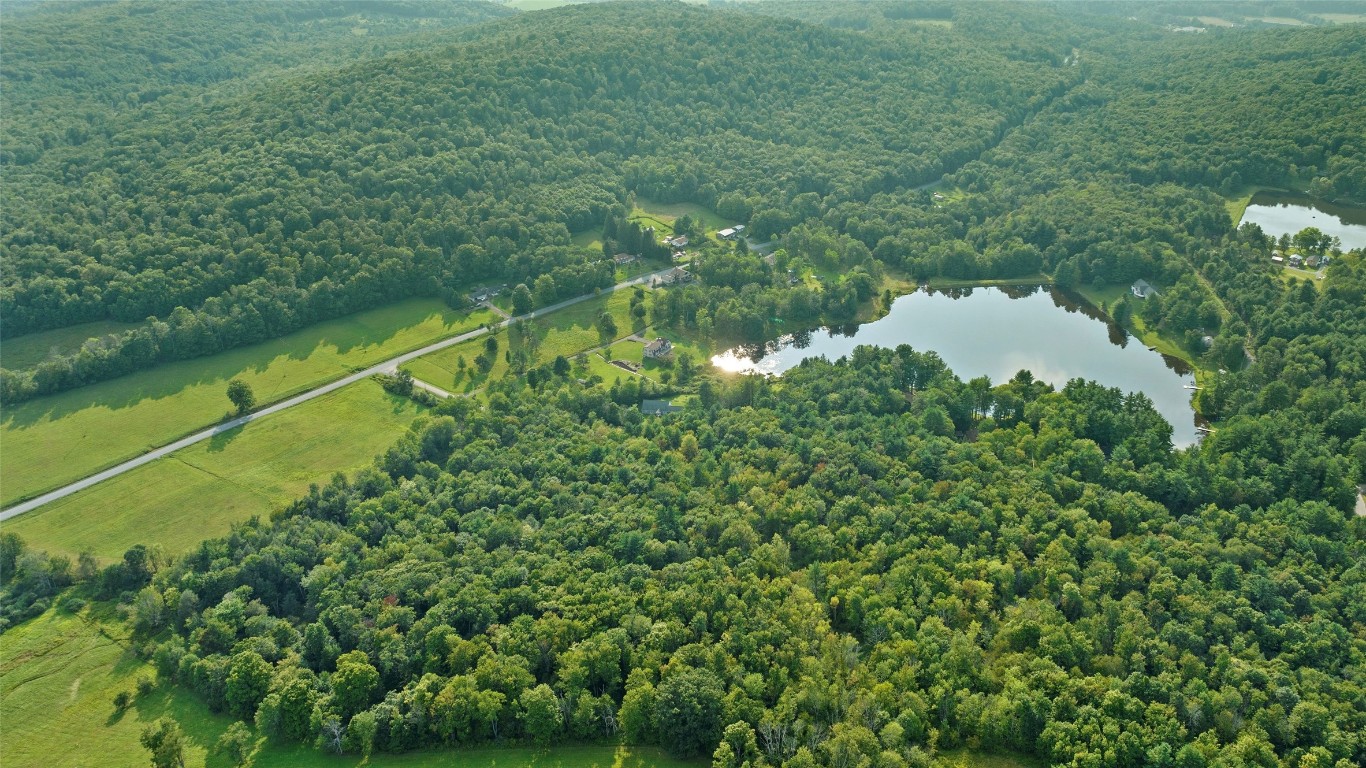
[570,198,735,256]
[4,380,427,562]
[0,603,704,768]
[404,291,647,393]
[1,300,491,507]
[926,275,1051,290]
[2,320,143,371]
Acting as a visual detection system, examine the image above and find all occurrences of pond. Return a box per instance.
[1238,191,1366,250]
[713,285,1202,447]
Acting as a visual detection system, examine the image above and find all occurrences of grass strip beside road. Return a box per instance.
[1,299,490,507]
[4,380,428,561]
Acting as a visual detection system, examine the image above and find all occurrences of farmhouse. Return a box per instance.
[1289,254,1304,268]
[1131,279,1157,299]
[612,253,638,266]
[643,337,674,359]
[658,267,693,286]
[666,235,689,248]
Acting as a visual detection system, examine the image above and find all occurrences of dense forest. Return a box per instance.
[1,1,1077,398]
[37,339,1360,767]
[2,2,1365,767]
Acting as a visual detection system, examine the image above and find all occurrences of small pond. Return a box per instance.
[713,285,1202,447]
[1238,191,1366,250]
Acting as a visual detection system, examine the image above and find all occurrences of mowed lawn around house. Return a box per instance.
[405,290,648,393]
[5,380,427,562]
[0,604,705,768]
[1,299,491,507]
[569,198,735,256]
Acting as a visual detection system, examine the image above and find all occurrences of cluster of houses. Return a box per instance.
[1271,250,1328,269]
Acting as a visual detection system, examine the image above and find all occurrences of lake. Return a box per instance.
[713,285,1202,446]
[1238,191,1366,250]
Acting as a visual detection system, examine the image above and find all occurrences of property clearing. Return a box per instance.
[4,379,428,561]
[1,299,491,507]
[403,290,648,393]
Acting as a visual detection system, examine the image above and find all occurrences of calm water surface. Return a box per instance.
[713,286,1201,446]
[1238,192,1366,250]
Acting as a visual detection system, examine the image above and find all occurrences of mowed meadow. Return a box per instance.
[403,289,651,393]
[4,380,427,562]
[1,299,492,507]
[0,604,706,768]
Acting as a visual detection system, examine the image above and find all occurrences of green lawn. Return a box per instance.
[4,380,427,562]
[1,603,704,768]
[926,275,1051,290]
[405,291,647,393]
[2,320,143,371]
[570,198,734,255]
[2,300,491,507]
[633,197,735,234]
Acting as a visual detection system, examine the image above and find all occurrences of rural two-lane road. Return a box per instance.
[0,267,677,522]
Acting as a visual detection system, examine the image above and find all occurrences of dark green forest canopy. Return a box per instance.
[3,2,1363,398]
[116,346,1365,766]
[0,0,516,163]
[1,4,1365,767]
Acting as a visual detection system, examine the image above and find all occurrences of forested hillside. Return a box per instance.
[2,3,1365,767]
[0,0,516,165]
[1,1,1077,397]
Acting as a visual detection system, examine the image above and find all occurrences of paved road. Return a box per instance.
[0,267,674,522]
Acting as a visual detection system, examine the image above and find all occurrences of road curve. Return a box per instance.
[0,268,674,522]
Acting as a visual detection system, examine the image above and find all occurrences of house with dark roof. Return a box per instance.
[640,399,682,415]
[1131,279,1157,299]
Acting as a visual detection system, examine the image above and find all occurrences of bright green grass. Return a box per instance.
[1,604,703,768]
[4,380,427,562]
[633,197,735,235]
[0,606,229,768]
[1,320,143,371]
[1,300,490,507]
[571,228,605,253]
[405,291,647,392]
[926,275,1051,290]
[1278,266,1323,286]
